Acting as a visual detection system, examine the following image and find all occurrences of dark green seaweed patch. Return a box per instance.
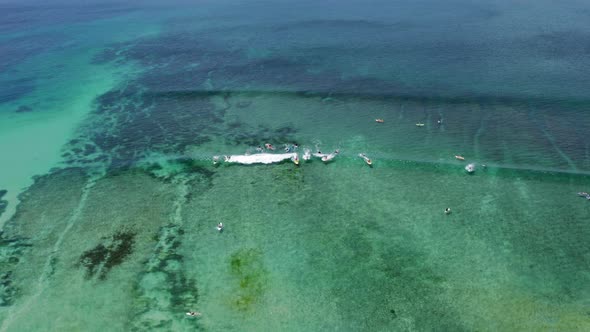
[229,248,268,311]
[78,230,135,280]
[0,232,32,306]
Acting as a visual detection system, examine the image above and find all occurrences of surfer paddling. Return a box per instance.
[321,150,340,163]
[359,153,372,166]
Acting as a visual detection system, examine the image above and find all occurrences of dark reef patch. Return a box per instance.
[75,28,584,175]
[174,158,215,179]
[236,100,252,108]
[91,45,124,65]
[0,77,35,103]
[73,27,585,178]
[130,224,199,330]
[272,19,402,32]
[141,157,216,188]
[65,81,220,171]
[78,230,135,280]
[0,231,32,306]
[523,30,590,59]
[0,271,16,307]
[0,189,7,217]
[15,105,33,113]
[224,123,298,147]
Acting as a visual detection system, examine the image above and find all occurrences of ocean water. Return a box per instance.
[1,1,590,331]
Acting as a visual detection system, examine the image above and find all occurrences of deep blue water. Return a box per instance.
[3,0,590,101]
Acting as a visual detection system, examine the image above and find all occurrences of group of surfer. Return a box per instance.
[217,143,373,166]
[376,118,477,172]
[255,143,299,153]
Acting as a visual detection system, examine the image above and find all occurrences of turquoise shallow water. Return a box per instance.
[1,1,590,331]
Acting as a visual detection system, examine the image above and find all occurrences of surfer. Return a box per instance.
[216,222,224,232]
[265,143,275,150]
[256,146,264,153]
[284,143,299,152]
[186,311,201,317]
[359,153,372,166]
[321,150,340,162]
[444,208,451,215]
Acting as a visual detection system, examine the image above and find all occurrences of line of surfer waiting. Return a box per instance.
[213,117,486,171]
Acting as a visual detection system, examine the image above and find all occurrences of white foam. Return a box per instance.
[223,153,298,165]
